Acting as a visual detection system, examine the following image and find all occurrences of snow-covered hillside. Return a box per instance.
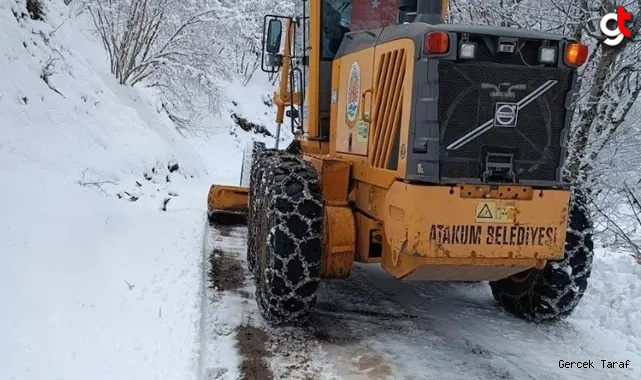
[0,1,281,379]
[0,1,639,380]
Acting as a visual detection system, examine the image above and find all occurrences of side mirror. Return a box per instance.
[261,15,289,74]
[266,19,283,54]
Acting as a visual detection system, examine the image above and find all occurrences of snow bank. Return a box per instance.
[0,2,208,181]
[0,170,206,380]
[571,249,641,354]
[186,74,292,186]
[0,1,275,379]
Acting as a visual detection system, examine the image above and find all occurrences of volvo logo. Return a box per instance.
[494,102,518,127]
[481,82,527,99]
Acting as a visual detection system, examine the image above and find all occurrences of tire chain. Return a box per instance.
[247,148,277,274]
[244,141,267,271]
[490,186,594,322]
[248,150,324,325]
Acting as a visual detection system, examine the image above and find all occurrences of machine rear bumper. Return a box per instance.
[386,258,544,281]
[382,182,570,266]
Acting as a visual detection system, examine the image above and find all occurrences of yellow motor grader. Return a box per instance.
[208,0,594,326]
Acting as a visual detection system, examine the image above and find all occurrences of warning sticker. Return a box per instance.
[475,201,516,223]
[477,204,493,219]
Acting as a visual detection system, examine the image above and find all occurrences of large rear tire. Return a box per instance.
[248,150,324,325]
[489,186,594,322]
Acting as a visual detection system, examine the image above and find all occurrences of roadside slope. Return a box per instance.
[0,1,264,379]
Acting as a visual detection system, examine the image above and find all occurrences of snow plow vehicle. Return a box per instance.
[207,0,594,326]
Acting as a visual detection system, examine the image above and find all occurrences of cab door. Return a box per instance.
[334,47,375,156]
[334,0,399,156]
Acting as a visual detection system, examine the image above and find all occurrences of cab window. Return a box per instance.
[321,0,400,60]
[321,0,352,60]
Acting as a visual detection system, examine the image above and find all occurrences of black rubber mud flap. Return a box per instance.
[248,149,324,325]
[489,186,594,322]
[208,210,248,226]
[285,139,301,155]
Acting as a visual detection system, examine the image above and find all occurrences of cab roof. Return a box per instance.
[430,23,575,42]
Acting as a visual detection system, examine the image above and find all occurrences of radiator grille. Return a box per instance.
[369,49,407,169]
[437,61,573,182]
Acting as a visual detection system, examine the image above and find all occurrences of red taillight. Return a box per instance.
[424,32,449,54]
[564,43,588,66]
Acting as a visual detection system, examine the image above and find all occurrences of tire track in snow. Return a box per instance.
[198,223,639,380]
[197,222,253,380]
[198,224,340,380]
[197,224,403,379]
[196,219,216,380]
[341,266,639,380]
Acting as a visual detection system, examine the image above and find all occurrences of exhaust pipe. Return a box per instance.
[399,0,448,24]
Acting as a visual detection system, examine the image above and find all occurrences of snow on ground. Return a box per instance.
[0,1,277,379]
[1,169,206,380]
[0,2,203,379]
[204,225,641,380]
[1,1,640,380]
[571,249,641,354]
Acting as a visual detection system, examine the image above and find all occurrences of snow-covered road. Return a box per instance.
[199,223,641,380]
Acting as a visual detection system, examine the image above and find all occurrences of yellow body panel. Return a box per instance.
[334,49,374,155]
[303,0,322,137]
[303,155,351,206]
[369,39,415,173]
[299,138,330,155]
[303,155,356,278]
[377,183,569,280]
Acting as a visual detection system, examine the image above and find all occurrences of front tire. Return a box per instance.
[248,150,324,325]
[489,186,594,322]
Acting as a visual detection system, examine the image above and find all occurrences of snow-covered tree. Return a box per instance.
[83,0,295,130]
[215,0,295,86]
[84,0,236,126]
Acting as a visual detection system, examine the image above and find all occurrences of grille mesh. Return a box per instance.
[370,49,406,169]
[437,61,573,182]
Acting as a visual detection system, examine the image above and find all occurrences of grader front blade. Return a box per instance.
[207,185,249,225]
